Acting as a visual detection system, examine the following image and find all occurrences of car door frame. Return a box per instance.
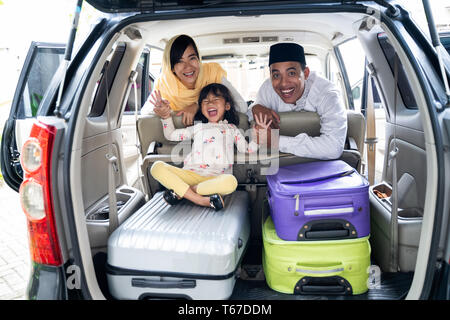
[1,42,65,192]
[57,2,448,300]
[372,6,448,299]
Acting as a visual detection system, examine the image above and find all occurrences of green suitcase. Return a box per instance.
[262,216,371,295]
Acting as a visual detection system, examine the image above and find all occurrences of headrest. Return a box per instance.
[171,112,249,131]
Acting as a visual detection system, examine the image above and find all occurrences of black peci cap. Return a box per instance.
[269,43,306,66]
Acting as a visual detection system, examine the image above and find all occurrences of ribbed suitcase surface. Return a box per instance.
[267,160,370,241]
[107,191,250,300]
[262,216,371,295]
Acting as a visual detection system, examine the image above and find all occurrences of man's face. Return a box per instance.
[270,61,310,104]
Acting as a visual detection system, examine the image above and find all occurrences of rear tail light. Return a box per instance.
[19,121,62,266]
[19,179,45,221]
[20,138,42,173]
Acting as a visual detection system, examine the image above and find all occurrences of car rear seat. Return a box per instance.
[137,110,365,197]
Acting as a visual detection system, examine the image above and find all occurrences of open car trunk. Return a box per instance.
[40,1,447,300]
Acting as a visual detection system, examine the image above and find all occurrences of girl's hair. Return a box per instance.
[170,35,200,70]
[195,83,239,125]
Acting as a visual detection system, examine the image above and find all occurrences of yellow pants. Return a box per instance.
[150,161,238,197]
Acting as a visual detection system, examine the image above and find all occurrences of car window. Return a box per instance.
[141,45,323,103]
[378,33,418,110]
[440,34,450,55]
[123,47,161,114]
[125,54,146,113]
[327,52,349,110]
[335,38,387,183]
[149,47,163,80]
[337,38,366,113]
[88,42,126,117]
[17,46,64,119]
[204,55,322,102]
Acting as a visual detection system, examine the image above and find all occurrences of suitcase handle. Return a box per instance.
[298,219,357,241]
[294,262,345,275]
[294,276,353,295]
[305,229,349,239]
[131,278,196,289]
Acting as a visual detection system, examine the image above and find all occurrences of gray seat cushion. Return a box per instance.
[137,110,365,196]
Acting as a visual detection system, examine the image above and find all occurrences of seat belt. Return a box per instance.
[365,64,378,185]
[388,55,400,273]
[104,64,119,235]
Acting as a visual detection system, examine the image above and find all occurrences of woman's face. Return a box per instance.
[200,92,230,123]
[172,45,200,89]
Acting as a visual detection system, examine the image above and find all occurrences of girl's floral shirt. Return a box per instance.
[161,117,258,176]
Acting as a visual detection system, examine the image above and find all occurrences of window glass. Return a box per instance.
[306,55,324,77]
[147,47,162,98]
[207,55,322,102]
[328,53,348,109]
[440,34,450,55]
[378,34,418,109]
[88,42,126,117]
[125,54,146,113]
[373,77,386,185]
[125,47,162,112]
[220,57,269,102]
[395,0,450,38]
[149,48,163,80]
[17,47,64,118]
[338,39,366,112]
[328,53,340,87]
[334,38,387,183]
[145,49,322,103]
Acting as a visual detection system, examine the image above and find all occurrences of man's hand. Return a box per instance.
[176,102,199,126]
[149,90,171,119]
[251,104,280,129]
[253,113,272,145]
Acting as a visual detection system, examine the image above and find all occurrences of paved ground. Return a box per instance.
[0,101,29,299]
[0,183,29,300]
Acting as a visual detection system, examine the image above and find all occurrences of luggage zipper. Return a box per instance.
[294,194,300,216]
[282,169,355,185]
[279,187,366,197]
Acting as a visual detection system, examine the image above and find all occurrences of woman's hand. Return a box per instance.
[149,90,171,119]
[253,113,273,146]
[176,102,199,126]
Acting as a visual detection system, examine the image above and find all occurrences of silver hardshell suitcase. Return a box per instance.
[106,191,250,300]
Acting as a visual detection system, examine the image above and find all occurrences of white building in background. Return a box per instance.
[401,0,450,33]
[0,47,21,104]
[0,0,101,104]
[436,2,450,32]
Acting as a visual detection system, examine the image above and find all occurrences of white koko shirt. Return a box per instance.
[162,117,258,176]
[247,71,347,160]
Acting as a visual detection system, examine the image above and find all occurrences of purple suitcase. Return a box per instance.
[266,160,370,241]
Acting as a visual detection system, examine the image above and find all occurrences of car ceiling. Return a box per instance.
[134,12,368,58]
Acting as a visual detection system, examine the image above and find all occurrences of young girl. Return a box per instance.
[149,83,271,211]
